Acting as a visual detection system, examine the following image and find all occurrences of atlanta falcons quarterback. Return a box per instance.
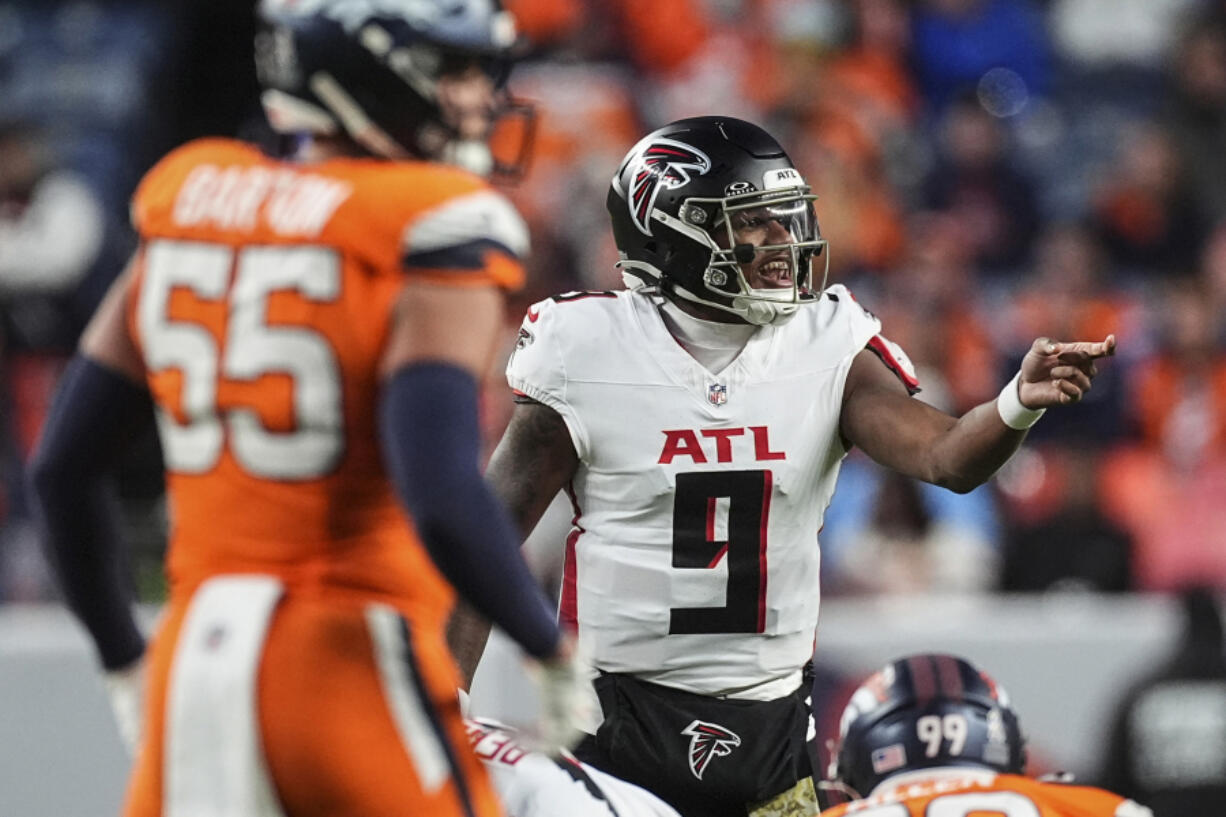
[449,116,1115,817]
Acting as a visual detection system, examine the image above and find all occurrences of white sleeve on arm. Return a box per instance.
[402,188,530,268]
[505,297,590,460]
[826,284,882,350]
[826,283,922,393]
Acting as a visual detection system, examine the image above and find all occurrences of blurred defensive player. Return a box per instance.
[822,654,1153,817]
[448,116,1117,817]
[467,717,681,817]
[29,2,577,816]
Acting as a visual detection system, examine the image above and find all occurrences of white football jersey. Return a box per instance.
[506,285,896,699]
[466,719,682,817]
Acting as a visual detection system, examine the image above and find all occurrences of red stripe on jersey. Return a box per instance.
[867,335,920,393]
[758,470,772,633]
[560,530,579,631]
[707,543,728,569]
[559,481,585,632]
[706,497,717,542]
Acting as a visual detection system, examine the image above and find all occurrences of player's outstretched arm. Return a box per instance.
[28,262,153,752]
[840,335,1115,493]
[448,399,579,689]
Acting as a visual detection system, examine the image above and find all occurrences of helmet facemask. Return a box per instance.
[423,53,537,181]
[631,184,829,326]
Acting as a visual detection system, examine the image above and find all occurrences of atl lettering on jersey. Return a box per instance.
[505,286,906,704]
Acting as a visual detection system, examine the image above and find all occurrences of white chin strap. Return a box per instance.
[730,290,801,326]
[618,258,801,326]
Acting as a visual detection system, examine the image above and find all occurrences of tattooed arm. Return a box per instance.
[448,398,580,689]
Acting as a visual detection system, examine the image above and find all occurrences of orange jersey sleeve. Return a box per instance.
[127,137,530,625]
[822,773,1147,817]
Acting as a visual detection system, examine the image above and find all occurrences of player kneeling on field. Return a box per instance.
[821,654,1152,817]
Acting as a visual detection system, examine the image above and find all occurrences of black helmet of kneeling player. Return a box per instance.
[826,654,1028,800]
[607,116,827,326]
[255,0,526,176]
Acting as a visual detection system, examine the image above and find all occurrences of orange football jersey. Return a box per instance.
[821,771,1151,817]
[126,136,526,622]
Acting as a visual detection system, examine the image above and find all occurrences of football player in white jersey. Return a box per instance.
[448,116,1115,817]
[467,718,682,817]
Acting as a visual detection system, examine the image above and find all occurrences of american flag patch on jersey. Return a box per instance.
[871,744,907,775]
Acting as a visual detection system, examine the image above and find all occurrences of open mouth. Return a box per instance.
[755,257,793,288]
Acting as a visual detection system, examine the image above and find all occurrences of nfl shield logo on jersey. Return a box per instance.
[707,383,727,405]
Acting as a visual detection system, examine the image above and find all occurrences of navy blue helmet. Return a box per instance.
[827,654,1028,799]
[255,0,523,173]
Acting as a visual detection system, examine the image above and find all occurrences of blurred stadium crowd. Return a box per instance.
[2,0,1226,605]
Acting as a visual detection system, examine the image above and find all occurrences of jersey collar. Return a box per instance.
[630,291,777,409]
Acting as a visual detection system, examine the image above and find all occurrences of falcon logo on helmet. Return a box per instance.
[627,139,711,236]
[681,719,741,780]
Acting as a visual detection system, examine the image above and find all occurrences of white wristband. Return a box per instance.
[996,371,1046,430]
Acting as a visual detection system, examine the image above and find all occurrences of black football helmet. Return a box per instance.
[255,0,527,175]
[826,654,1027,799]
[607,116,827,326]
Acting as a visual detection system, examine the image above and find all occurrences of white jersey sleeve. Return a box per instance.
[465,719,681,817]
[505,293,610,461]
[825,284,882,353]
[826,284,920,393]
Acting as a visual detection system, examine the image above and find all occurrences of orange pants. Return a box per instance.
[124,589,501,817]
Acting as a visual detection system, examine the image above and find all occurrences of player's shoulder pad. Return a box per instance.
[506,290,623,403]
[130,137,255,231]
[515,290,623,351]
[1021,774,1152,817]
[401,178,529,271]
[795,283,882,353]
[823,283,881,330]
[866,333,920,394]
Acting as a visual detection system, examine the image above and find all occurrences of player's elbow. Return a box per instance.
[931,468,982,495]
[925,448,993,494]
[943,478,978,495]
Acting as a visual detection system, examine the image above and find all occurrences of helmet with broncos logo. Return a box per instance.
[606,116,827,326]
